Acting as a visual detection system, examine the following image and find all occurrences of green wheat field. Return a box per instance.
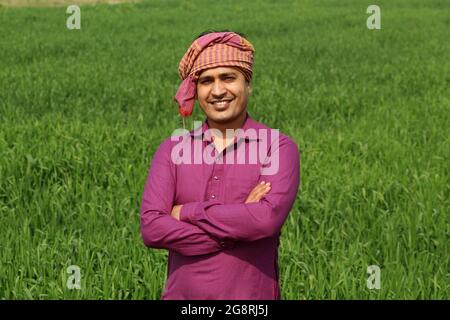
[0,0,449,299]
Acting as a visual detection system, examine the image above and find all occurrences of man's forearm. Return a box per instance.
[178,195,296,242]
[141,207,231,256]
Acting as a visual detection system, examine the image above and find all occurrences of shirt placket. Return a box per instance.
[204,134,245,201]
[203,137,222,201]
[208,160,223,201]
[205,135,242,250]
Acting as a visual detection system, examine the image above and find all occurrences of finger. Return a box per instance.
[249,185,266,197]
[257,182,271,191]
[248,188,266,201]
[252,181,265,190]
[245,197,257,204]
[254,187,271,200]
[247,182,270,200]
[257,183,271,193]
[252,182,266,192]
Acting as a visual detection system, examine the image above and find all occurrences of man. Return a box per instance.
[140,31,300,299]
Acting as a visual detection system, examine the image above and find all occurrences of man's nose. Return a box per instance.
[211,80,226,97]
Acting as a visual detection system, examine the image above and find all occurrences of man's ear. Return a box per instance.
[248,83,252,95]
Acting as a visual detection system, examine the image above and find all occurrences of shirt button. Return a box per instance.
[213,176,219,180]
[211,195,216,199]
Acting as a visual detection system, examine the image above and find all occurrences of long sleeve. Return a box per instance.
[140,138,227,256]
[179,135,300,242]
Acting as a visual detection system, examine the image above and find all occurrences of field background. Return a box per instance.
[0,0,449,299]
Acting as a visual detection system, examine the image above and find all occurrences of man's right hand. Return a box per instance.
[245,181,271,203]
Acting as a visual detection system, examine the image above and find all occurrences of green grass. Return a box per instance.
[0,0,449,299]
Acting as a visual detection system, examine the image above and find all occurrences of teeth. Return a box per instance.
[214,100,230,105]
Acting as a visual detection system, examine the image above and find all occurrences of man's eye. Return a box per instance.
[199,77,233,84]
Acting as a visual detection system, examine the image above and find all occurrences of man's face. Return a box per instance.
[196,66,252,124]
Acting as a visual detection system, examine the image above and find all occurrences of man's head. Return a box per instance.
[196,65,252,126]
[174,30,255,121]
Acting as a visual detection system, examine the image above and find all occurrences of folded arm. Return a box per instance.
[179,136,300,242]
[140,139,228,256]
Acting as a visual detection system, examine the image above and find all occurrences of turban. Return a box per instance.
[174,32,255,117]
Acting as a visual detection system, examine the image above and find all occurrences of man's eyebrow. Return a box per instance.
[198,72,238,81]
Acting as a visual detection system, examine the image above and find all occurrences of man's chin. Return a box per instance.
[207,111,233,123]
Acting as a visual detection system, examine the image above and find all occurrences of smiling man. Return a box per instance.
[140,31,300,300]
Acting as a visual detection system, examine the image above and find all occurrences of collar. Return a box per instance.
[189,112,261,142]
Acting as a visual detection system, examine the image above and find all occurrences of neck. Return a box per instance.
[206,112,247,139]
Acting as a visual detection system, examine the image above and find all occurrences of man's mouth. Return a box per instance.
[211,99,233,109]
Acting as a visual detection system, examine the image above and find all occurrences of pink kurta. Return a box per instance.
[140,112,300,299]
